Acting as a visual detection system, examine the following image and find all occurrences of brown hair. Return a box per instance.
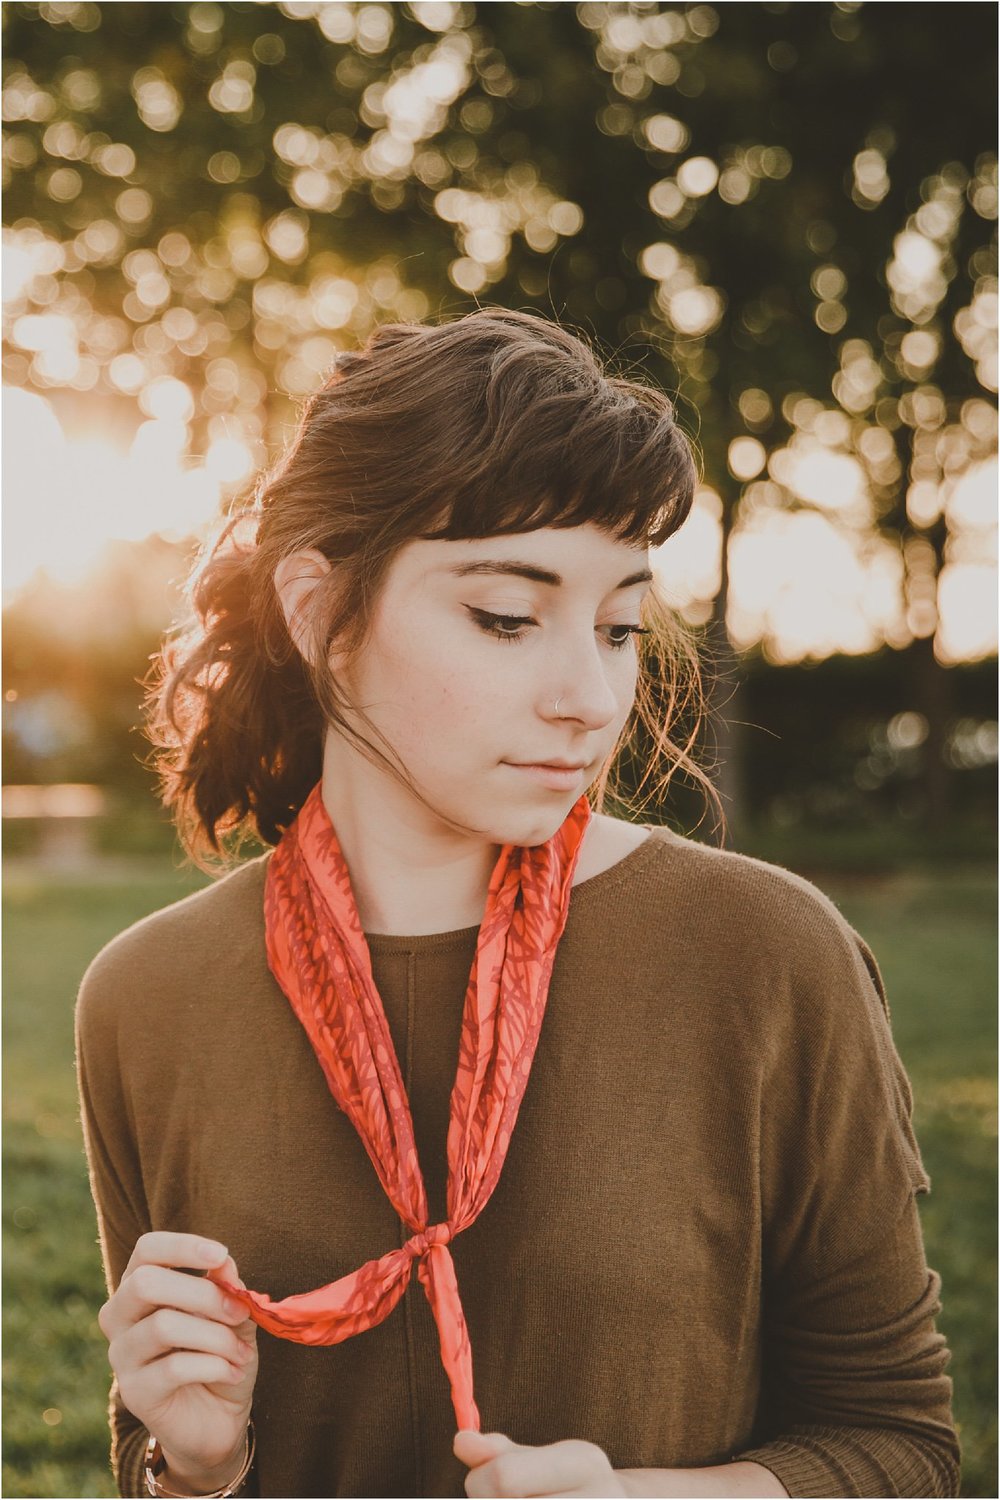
[143,306,725,870]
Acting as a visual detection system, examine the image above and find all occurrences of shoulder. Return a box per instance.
[638,823,890,1033]
[645,822,862,955]
[639,828,928,1202]
[74,853,272,1041]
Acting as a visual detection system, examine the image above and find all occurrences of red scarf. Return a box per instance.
[212,780,591,1431]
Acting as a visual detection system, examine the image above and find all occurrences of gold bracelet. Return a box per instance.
[143,1419,255,1498]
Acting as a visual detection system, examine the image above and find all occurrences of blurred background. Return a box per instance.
[2,2,996,1496]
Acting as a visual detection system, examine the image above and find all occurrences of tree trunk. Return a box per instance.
[909,629,954,833]
[706,494,746,849]
[892,430,955,832]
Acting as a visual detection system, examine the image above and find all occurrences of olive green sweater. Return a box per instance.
[74,825,960,1498]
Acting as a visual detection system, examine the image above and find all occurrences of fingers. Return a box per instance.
[459,1437,609,1499]
[99,1233,247,1343]
[123,1230,230,1280]
[95,1231,257,1461]
[117,1305,255,1384]
[106,1262,248,1341]
[205,1255,251,1310]
[122,1347,251,1406]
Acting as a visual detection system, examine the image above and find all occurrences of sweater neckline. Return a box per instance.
[362,824,670,956]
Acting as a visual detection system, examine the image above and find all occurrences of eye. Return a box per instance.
[466,608,649,652]
[468,609,534,645]
[606,625,649,650]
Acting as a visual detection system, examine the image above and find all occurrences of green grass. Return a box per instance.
[2,859,995,1497]
[3,869,210,1500]
[816,865,998,1497]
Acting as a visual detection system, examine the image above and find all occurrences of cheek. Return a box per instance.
[390,691,496,785]
[377,635,494,744]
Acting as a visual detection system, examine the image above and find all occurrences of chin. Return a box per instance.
[488,809,570,850]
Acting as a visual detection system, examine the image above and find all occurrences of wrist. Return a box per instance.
[149,1426,251,1497]
[616,1463,789,1498]
[159,1456,243,1497]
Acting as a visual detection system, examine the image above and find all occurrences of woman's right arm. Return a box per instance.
[97,1232,257,1495]
[75,971,258,1497]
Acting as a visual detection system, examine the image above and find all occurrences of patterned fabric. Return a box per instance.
[211,780,591,1431]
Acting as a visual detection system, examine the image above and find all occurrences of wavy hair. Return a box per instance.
[142,306,725,869]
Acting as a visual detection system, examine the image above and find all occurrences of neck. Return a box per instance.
[318,744,501,938]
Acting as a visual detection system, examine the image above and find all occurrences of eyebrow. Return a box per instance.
[444,560,653,591]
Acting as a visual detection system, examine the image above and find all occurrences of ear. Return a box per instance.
[273,548,332,668]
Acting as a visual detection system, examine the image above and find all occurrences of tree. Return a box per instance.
[4,1,995,834]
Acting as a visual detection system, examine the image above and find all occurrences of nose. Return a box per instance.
[546,638,624,729]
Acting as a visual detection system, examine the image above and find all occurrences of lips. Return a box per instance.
[505,762,587,791]
[511,761,588,770]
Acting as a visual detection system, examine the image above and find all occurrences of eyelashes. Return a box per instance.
[467,608,650,653]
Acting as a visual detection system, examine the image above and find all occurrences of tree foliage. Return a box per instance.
[3,2,997,829]
[4,1,995,487]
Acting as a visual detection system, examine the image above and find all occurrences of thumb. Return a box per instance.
[210,1256,258,1337]
[453,1430,517,1463]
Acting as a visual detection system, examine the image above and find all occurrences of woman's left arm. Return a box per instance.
[617,1460,787,1496]
[715,920,961,1499]
[459,1221,953,1500]
[460,1197,953,1499]
[718,1192,959,1498]
[456,1432,789,1498]
[470,1188,959,1494]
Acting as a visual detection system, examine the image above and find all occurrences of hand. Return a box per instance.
[97,1231,258,1487]
[454,1429,629,1498]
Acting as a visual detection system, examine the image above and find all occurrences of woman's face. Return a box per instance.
[326,522,652,848]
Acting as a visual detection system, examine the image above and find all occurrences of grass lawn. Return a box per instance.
[2,856,995,1498]
[817,865,997,1499]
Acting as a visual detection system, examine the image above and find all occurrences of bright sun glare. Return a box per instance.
[3,384,252,593]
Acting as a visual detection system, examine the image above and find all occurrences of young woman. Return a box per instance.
[75,307,959,1500]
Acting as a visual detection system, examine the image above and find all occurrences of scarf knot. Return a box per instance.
[406,1221,453,1259]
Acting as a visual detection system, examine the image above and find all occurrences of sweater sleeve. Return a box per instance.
[74,950,256,1499]
[733,919,960,1498]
